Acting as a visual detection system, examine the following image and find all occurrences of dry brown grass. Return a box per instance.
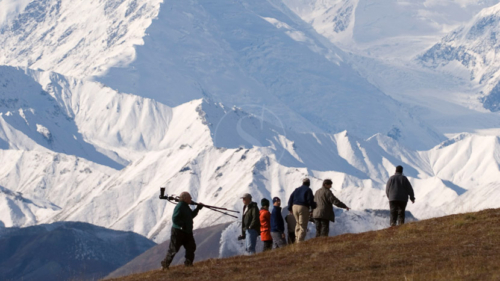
[109,209,500,281]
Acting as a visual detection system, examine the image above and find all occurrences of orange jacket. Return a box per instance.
[260,209,272,241]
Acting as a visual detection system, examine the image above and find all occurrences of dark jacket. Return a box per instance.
[285,213,296,233]
[172,201,201,233]
[386,173,415,202]
[242,202,260,235]
[288,185,317,211]
[312,187,347,222]
[271,206,285,233]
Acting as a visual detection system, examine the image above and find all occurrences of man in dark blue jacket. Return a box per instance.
[287,178,317,242]
[270,197,286,248]
[386,165,415,226]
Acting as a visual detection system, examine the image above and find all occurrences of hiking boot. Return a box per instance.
[161,260,169,270]
[184,260,193,267]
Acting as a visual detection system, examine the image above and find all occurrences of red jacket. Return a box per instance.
[260,209,272,242]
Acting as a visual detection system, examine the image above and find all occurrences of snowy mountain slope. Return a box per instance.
[28,69,175,163]
[0,185,60,228]
[0,0,445,150]
[279,0,500,139]
[0,66,122,168]
[42,97,490,242]
[339,49,500,137]
[283,0,499,58]
[422,133,500,190]
[0,0,162,78]
[419,3,500,112]
[99,0,445,150]
[0,149,114,225]
[0,66,497,245]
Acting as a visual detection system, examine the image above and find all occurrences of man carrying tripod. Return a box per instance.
[161,192,203,269]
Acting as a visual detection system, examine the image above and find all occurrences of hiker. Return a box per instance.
[288,178,317,242]
[237,193,260,254]
[270,197,287,248]
[285,212,296,244]
[386,165,415,226]
[161,192,204,269]
[260,198,273,251]
[312,179,350,237]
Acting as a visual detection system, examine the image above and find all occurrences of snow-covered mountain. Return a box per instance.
[280,0,500,138]
[0,66,498,244]
[283,0,499,58]
[419,3,500,112]
[0,0,162,78]
[0,0,447,150]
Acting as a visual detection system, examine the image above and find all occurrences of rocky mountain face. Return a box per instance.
[419,3,500,112]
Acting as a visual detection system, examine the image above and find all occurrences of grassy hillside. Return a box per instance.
[109,209,500,280]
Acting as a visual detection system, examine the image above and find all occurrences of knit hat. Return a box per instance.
[261,198,270,207]
[272,197,281,203]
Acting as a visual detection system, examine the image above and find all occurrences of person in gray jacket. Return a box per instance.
[312,179,350,237]
[386,165,415,226]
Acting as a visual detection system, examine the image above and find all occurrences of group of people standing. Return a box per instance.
[237,195,291,253]
[239,165,415,254]
[161,165,415,268]
[238,177,352,254]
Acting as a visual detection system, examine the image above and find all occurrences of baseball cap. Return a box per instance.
[240,193,252,199]
[272,197,281,203]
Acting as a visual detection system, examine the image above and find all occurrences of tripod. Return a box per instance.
[159,188,240,219]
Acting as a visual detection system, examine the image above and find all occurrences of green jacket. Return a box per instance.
[172,201,200,233]
[241,202,260,236]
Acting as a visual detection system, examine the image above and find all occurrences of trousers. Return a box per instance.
[163,227,196,267]
[245,229,258,254]
[314,218,330,237]
[390,201,408,226]
[293,205,310,242]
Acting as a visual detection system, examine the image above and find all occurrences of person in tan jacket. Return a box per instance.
[312,179,350,237]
